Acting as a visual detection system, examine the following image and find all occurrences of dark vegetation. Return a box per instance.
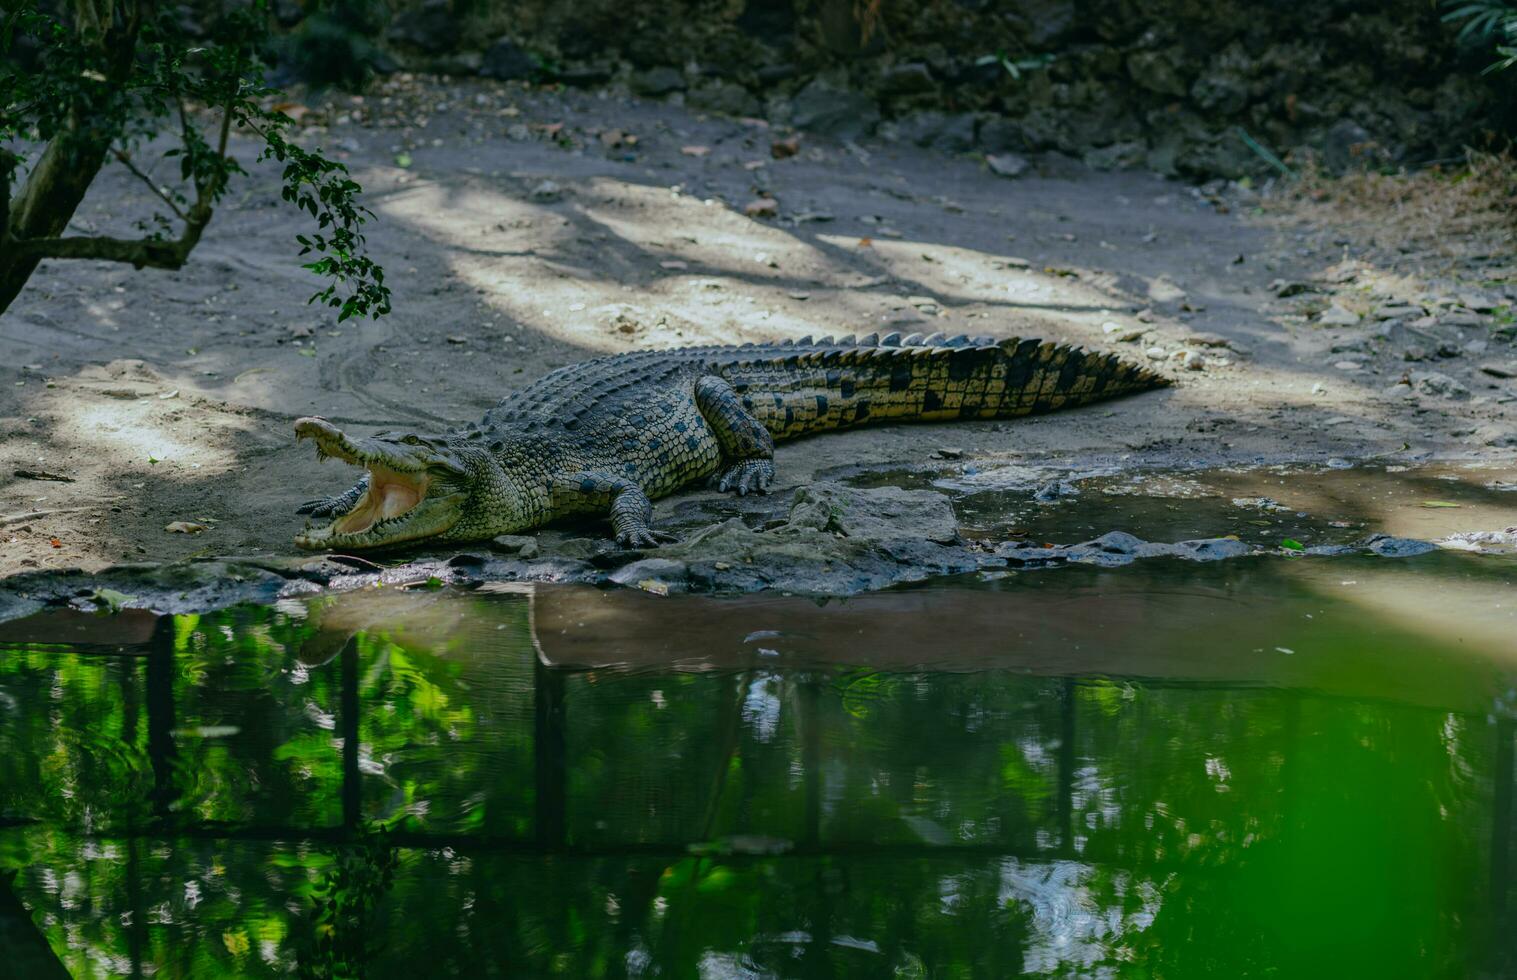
[0,0,390,319]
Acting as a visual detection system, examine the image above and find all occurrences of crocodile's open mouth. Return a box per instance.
[293,417,464,550]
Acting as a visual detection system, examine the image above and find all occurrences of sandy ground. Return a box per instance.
[3,77,1514,577]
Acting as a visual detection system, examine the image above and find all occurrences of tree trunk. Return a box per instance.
[0,135,114,314]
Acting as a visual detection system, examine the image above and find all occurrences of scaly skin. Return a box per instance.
[293,332,1167,550]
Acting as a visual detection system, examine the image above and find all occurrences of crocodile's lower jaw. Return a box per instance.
[295,474,464,551]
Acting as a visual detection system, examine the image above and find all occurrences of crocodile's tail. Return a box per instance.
[720,332,1169,441]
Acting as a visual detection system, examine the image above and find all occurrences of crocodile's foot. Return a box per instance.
[715,459,774,496]
[615,525,679,549]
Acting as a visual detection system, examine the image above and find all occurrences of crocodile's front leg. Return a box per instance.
[296,474,370,517]
[551,472,678,549]
[695,376,775,495]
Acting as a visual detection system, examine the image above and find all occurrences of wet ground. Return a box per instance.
[2,76,1515,578]
[1,465,1515,977]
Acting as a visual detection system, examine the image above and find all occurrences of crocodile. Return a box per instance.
[292,332,1166,551]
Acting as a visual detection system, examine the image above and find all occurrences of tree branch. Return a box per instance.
[14,208,211,270]
[110,146,188,221]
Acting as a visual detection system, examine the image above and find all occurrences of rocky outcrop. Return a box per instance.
[265,0,1512,178]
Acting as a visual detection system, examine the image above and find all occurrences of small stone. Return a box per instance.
[985,153,1029,178]
[932,447,964,460]
[1333,360,1363,371]
[1375,304,1423,320]
[490,534,539,558]
[1271,279,1316,298]
[743,197,778,218]
[1145,347,1168,360]
[1479,361,1517,379]
[1178,350,1205,371]
[530,180,562,202]
[1318,304,1361,326]
[630,66,686,97]
[1148,279,1186,304]
[1412,370,1470,400]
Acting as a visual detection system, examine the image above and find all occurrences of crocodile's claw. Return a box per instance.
[716,459,774,496]
[296,497,343,517]
[615,526,679,549]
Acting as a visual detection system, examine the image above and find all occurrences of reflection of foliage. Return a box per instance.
[0,586,1510,978]
[298,827,398,979]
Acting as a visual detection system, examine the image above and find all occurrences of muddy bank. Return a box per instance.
[2,79,1515,581]
[3,463,1513,622]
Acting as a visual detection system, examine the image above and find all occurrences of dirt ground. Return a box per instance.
[3,76,1514,577]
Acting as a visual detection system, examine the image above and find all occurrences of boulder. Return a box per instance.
[479,38,536,81]
[630,66,687,96]
[688,80,761,117]
[790,79,880,139]
[386,0,458,54]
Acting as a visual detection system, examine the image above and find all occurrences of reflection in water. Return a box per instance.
[0,557,1514,978]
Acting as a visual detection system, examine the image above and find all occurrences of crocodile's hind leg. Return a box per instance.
[694,376,775,496]
[297,474,370,517]
[551,472,678,549]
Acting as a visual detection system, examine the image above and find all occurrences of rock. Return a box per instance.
[880,62,936,95]
[977,117,1026,153]
[1272,279,1316,298]
[985,152,1029,178]
[1411,370,1470,400]
[790,79,879,139]
[386,0,458,53]
[787,483,960,545]
[558,63,613,87]
[743,197,778,218]
[1441,311,1488,328]
[490,534,539,559]
[687,80,761,117]
[630,67,686,96]
[608,558,689,592]
[1177,350,1205,371]
[1365,535,1438,558]
[479,38,536,80]
[1458,291,1502,312]
[1318,304,1362,326]
[1479,361,1517,379]
[1475,424,1517,447]
[1375,304,1424,320]
[1127,48,1188,97]
[1189,67,1249,115]
[1083,142,1146,171]
[530,180,563,202]
[1321,120,1378,172]
[1020,0,1077,45]
[893,111,977,152]
[1148,278,1186,304]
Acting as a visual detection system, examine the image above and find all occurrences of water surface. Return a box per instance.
[1,553,1515,978]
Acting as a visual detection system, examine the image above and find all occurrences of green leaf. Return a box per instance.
[1280,538,1305,551]
[394,152,412,168]
[1421,500,1462,508]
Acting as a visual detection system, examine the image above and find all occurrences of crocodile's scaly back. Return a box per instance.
[294,331,1167,551]
[485,331,1166,441]
[709,332,1167,441]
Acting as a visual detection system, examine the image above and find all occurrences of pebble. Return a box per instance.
[1145,346,1168,360]
[1332,360,1363,371]
[1318,304,1361,326]
[1479,361,1517,379]
[530,179,562,201]
[985,153,1029,178]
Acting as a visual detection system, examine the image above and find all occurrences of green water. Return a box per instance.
[1,555,1515,978]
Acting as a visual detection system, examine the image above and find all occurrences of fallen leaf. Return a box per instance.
[771,137,800,159]
[680,145,710,157]
[857,237,873,247]
[165,521,208,534]
[1281,538,1305,551]
[394,152,413,168]
[1421,500,1462,508]
[49,537,62,548]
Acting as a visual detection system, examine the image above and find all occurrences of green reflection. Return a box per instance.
[0,559,1512,978]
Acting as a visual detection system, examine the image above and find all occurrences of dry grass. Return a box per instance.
[1261,150,1517,262]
